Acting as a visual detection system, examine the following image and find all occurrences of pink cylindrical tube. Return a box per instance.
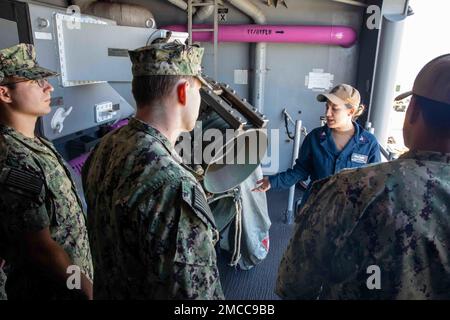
[163,24,357,47]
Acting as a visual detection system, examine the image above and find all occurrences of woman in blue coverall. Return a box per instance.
[253,83,381,208]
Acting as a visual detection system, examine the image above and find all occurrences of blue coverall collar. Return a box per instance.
[319,122,366,154]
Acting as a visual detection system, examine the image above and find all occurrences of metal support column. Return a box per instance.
[370,13,407,148]
[285,119,302,225]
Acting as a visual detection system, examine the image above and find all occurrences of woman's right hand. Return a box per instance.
[252,177,271,192]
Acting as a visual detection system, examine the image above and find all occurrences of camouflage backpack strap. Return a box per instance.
[181,178,217,230]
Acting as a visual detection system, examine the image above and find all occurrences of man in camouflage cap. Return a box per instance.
[0,43,93,299]
[276,54,450,299]
[129,41,210,84]
[82,41,224,299]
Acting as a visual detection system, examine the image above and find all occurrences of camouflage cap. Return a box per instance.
[128,42,209,87]
[0,43,59,85]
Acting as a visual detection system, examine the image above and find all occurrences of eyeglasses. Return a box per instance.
[31,78,49,88]
[2,78,49,88]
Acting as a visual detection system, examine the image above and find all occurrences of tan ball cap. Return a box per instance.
[395,54,450,105]
[317,83,361,108]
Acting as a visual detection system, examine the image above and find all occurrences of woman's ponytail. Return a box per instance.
[352,104,366,120]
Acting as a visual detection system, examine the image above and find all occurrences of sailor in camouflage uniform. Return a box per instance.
[276,54,450,299]
[0,44,93,300]
[0,259,6,300]
[82,42,224,300]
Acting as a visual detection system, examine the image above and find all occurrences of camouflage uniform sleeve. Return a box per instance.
[130,175,224,300]
[276,175,353,299]
[0,167,50,234]
[172,180,224,300]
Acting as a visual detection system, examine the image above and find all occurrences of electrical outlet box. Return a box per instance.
[95,101,117,123]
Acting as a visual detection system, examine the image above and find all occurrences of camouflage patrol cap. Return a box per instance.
[128,41,209,87]
[0,43,58,85]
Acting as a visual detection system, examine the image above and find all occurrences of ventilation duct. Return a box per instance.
[72,0,156,28]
